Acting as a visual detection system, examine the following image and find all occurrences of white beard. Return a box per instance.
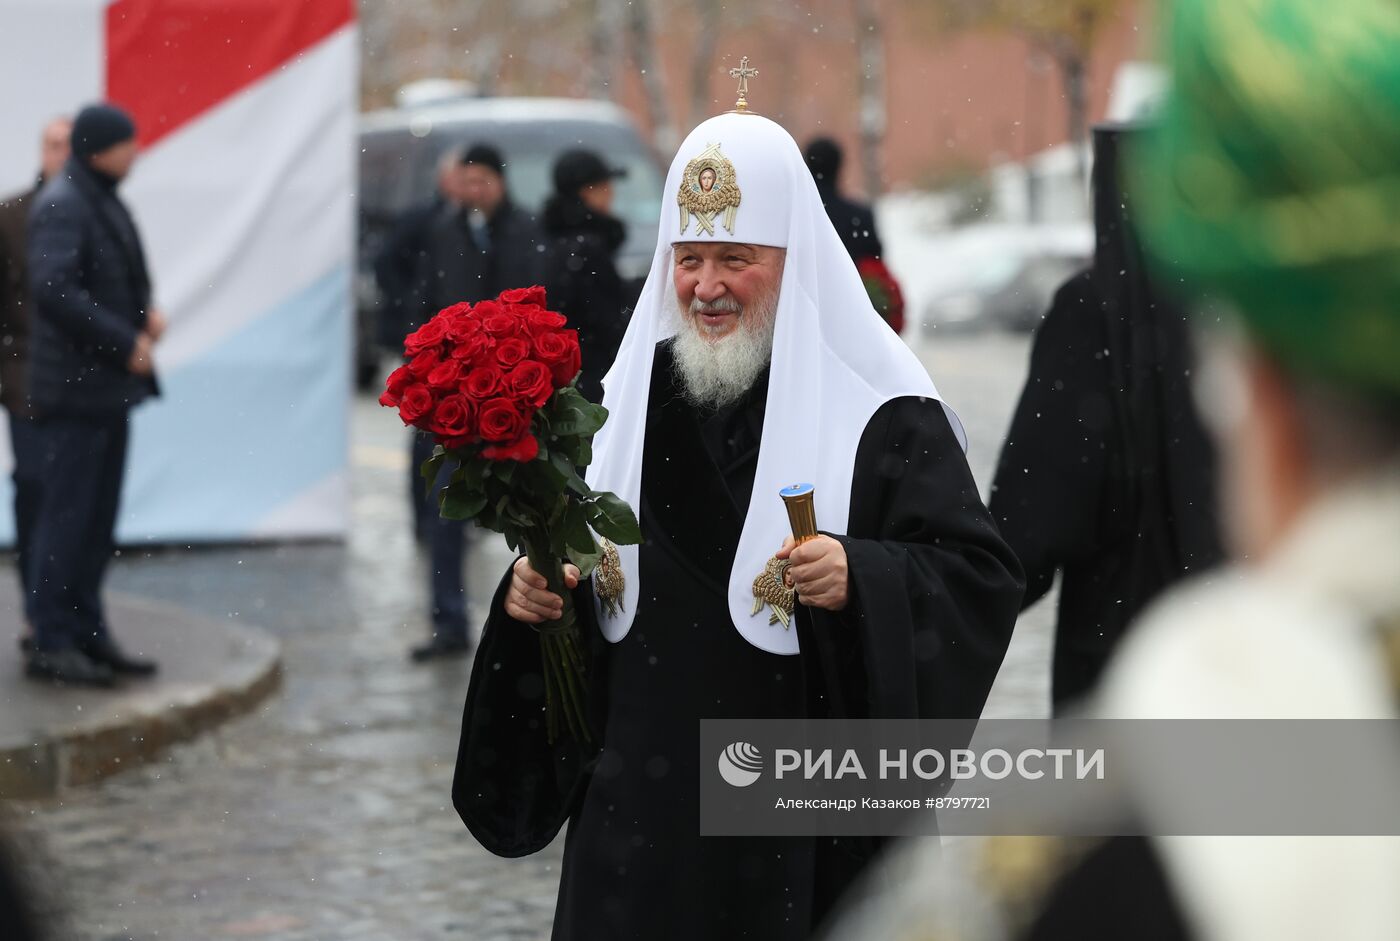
[667,287,779,410]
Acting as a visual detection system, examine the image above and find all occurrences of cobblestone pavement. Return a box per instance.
[4,331,1051,940]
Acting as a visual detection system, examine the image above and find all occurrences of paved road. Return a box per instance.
[4,330,1052,940]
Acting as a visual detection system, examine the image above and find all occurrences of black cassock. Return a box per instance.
[454,342,1024,939]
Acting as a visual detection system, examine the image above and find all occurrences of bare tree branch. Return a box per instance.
[854,0,888,198]
[625,0,677,153]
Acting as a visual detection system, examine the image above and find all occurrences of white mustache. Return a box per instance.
[689,296,742,316]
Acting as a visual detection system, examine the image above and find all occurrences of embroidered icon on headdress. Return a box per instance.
[677,142,742,237]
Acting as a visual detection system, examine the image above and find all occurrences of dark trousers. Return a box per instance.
[28,413,129,652]
[410,433,468,641]
[7,413,41,623]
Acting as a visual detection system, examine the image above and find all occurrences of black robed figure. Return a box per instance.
[452,104,1023,939]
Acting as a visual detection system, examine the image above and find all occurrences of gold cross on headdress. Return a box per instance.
[729,56,758,112]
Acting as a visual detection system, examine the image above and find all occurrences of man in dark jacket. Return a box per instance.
[542,148,635,402]
[373,148,465,352]
[804,136,904,333]
[24,103,163,687]
[398,143,545,661]
[0,116,70,642]
[803,136,882,262]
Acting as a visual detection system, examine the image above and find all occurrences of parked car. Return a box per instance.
[892,223,1092,342]
[355,97,664,387]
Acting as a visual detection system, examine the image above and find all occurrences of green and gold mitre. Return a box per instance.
[1133,0,1400,399]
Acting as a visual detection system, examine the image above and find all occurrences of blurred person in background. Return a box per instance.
[542,148,635,402]
[376,147,466,545]
[401,143,544,662]
[804,136,903,334]
[822,0,1400,938]
[374,147,466,362]
[23,103,161,688]
[0,116,70,653]
[990,123,1224,715]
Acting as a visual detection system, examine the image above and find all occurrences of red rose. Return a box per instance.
[500,285,547,307]
[506,361,554,408]
[463,365,504,400]
[404,317,448,355]
[439,434,474,450]
[482,434,539,462]
[407,348,441,380]
[533,329,582,387]
[483,311,521,338]
[472,299,502,320]
[399,383,434,425]
[379,365,413,407]
[521,308,568,337]
[478,396,530,443]
[449,332,493,364]
[427,357,461,391]
[430,393,475,439]
[444,308,483,343]
[495,337,530,369]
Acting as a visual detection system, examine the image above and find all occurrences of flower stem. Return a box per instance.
[522,535,592,745]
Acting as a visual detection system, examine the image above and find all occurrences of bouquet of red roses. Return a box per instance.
[379,285,640,743]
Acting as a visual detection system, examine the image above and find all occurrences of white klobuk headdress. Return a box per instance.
[586,110,964,654]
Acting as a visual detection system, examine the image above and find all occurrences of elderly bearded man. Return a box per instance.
[452,108,1024,939]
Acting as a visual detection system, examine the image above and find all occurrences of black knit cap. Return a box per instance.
[71,103,137,158]
[552,148,627,195]
[460,143,505,175]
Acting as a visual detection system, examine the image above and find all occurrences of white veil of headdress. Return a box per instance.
[585,112,965,655]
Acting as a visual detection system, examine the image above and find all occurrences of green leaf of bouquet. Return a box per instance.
[562,502,602,577]
[584,492,642,544]
[551,386,589,411]
[565,542,601,579]
[440,484,488,521]
[501,522,522,552]
[562,502,598,554]
[420,450,446,495]
[453,456,487,490]
[529,452,570,495]
[549,407,598,437]
[549,450,590,492]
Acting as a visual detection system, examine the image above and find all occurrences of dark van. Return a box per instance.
[355,97,663,386]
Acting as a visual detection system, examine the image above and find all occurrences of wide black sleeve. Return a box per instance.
[452,565,602,857]
[989,272,1114,609]
[797,397,1025,721]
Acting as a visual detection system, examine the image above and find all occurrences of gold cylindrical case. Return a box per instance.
[780,483,818,544]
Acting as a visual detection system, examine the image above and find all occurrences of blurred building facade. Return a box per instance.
[359,0,1149,197]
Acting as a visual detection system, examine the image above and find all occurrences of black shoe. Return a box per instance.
[25,647,118,688]
[79,635,159,677]
[410,635,472,662]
